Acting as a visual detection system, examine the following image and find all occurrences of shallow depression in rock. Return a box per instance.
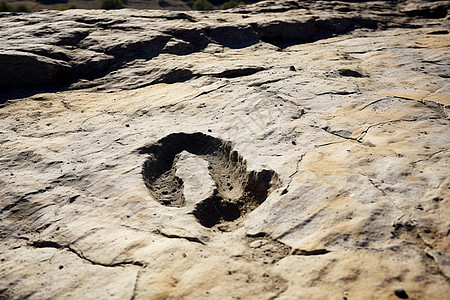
[139,132,281,228]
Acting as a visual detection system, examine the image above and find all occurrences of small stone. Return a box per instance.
[249,240,267,248]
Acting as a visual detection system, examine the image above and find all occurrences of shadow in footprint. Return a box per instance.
[138,132,281,229]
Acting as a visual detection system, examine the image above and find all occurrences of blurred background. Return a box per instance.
[0,0,262,12]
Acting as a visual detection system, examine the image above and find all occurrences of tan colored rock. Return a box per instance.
[0,1,449,299]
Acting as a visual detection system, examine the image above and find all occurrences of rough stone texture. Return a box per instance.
[0,0,449,299]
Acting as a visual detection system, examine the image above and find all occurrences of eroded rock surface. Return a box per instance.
[0,0,449,299]
[2,0,448,96]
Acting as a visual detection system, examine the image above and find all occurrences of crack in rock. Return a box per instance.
[321,126,360,142]
[29,240,145,268]
[152,229,206,245]
[210,67,265,78]
[292,248,331,256]
[356,118,418,141]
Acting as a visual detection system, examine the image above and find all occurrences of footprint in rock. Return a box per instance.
[138,132,281,229]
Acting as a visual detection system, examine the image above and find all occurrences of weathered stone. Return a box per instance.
[0,0,449,299]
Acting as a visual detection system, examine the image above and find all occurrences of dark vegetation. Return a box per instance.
[36,0,68,4]
[58,4,77,10]
[100,0,253,11]
[0,0,257,12]
[192,0,213,10]
[99,0,251,10]
[158,0,169,7]
[186,0,250,10]
[101,0,124,9]
[0,1,30,12]
[220,0,245,9]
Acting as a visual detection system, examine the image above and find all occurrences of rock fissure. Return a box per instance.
[284,152,307,194]
[365,176,408,216]
[317,90,358,96]
[389,95,448,119]
[210,67,265,78]
[160,82,229,109]
[356,118,419,142]
[359,97,391,111]
[152,229,206,245]
[28,240,146,268]
[418,99,448,119]
[321,126,361,143]
[292,248,331,256]
[130,271,140,300]
[315,141,346,148]
[248,75,294,87]
[412,149,447,164]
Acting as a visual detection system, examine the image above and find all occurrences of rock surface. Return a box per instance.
[0,0,449,299]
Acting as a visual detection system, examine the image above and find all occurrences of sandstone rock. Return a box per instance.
[0,0,438,95]
[0,0,449,299]
[0,50,72,88]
